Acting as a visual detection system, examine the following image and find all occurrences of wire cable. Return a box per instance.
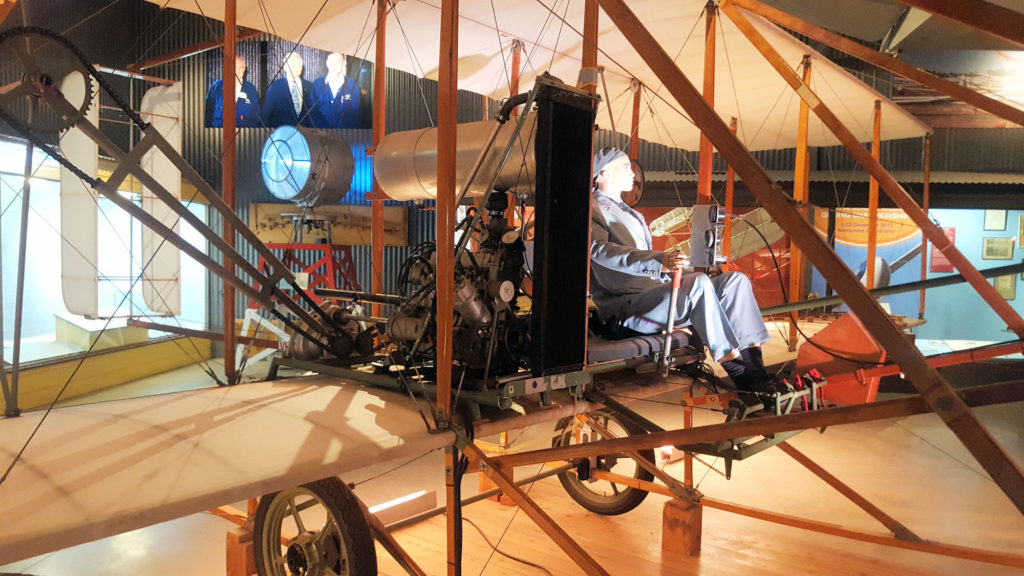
[475,463,548,576]
[350,448,439,487]
[464,516,554,576]
[732,212,888,366]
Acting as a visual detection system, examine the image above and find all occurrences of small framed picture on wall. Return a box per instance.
[1019,214,1024,244]
[993,275,1016,300]
[982,237,1014,260]
[984,209,1007,230]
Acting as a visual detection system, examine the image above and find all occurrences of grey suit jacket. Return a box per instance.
[590,191,667,322]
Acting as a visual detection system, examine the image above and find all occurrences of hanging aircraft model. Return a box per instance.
[0,1,1023,575]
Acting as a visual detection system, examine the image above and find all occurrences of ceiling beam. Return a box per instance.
[896,0,1024,48]
[731,0,1024,127]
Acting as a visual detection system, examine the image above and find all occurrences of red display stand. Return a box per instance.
[250,243,362,308]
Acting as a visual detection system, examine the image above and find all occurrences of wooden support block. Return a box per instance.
[479,472,516,506]
[662,498,702,557]
[226,526,256,576]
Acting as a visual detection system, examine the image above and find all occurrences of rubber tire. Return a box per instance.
[553,410,654,515]
[253,476,377,576]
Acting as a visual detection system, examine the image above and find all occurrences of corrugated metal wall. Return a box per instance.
[0,2,484,339]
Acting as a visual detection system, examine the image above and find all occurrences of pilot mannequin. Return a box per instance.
[588,147,778,394]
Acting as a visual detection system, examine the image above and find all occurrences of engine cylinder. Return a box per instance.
[453,280,491,325]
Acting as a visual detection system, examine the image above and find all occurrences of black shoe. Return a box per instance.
[751,374,796,395]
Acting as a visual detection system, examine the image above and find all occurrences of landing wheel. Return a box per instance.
[553,410,654,515]
[254,477,376,576]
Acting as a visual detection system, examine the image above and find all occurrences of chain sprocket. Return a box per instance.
[0,28,95,133]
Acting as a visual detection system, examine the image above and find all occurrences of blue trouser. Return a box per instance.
[616,271,769,361]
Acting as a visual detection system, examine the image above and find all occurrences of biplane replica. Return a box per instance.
[0,0,1022,575]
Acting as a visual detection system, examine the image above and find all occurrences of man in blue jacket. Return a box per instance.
[589,147,777,395]
[204,55,261,127]
[311,52,363,129]
[263,52,313,127]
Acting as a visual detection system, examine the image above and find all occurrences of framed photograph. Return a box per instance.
[993,275,1016,300]
[984,209,1007,230]
[982,237,1014,260]
[1019,214,1024,244]
[930,227,955,273]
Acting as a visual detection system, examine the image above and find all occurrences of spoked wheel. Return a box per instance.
[253,477,376,576]
[553,410,654,515]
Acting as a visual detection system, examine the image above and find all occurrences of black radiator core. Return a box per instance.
[529,78,599,377]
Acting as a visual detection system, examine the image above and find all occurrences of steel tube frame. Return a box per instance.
[70,120,329,335]
[503,39,522,223]
[146,131,336,333]
[126,319,280,350]
[6,140,32,417]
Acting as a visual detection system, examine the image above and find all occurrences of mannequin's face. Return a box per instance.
[597,155,635,195]
[285,53,303,79]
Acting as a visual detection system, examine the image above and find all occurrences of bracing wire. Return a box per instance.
[545,0,572,73]
[118,8,184,69]
[256,0,280,38]
[488,0,514,97]
[524,0,566,77]
[350,447,439,487]
[718,13,750,147]
[643,8,704,105]
[60,0,126,38]
[389,6,437,127]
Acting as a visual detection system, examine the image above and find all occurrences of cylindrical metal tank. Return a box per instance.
[261,125,354,206]
[373,115,537,201]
